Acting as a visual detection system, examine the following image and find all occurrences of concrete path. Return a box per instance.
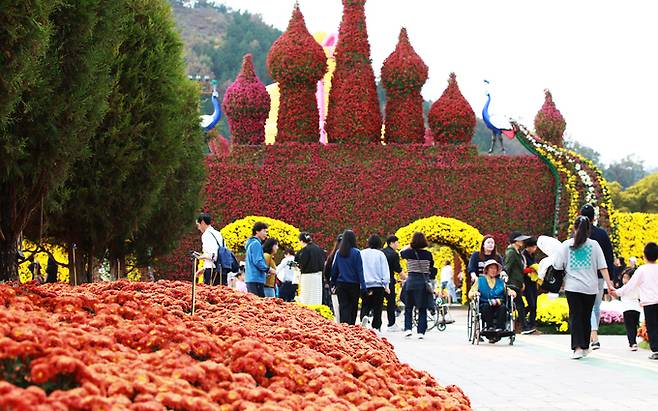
[380,307,657,411]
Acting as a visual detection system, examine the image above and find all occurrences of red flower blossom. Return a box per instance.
[381,28,428,144]
[222,54,270,145]
[534,89,566,146]
[325,0,382,143]
[428,73,476,144]
[267,4,327,143]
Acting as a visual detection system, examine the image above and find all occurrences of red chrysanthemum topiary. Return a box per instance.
[326,0,382,143]
[428,73,476,144]
[267,4,327,143]
[534,89,566,146]
[222,54,271,145]
[381,28,428,144]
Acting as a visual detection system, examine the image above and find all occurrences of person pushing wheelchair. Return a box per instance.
[469,259,517,342]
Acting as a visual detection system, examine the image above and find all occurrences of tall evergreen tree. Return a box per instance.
[0,0,124,281]
[45,0,204,283]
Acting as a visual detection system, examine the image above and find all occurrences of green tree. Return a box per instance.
[604,155,647,189]
[615,173,658,213]
[0,0,124,281]
[46,0,204,283]
[130,82,206,270]
[564,139,603,168]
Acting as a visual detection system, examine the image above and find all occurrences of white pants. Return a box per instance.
[299,271,323,306]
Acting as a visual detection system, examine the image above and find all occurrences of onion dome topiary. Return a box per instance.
[428,73,476,144]
[267,4,327,143]
[534,89,566,146]
[381,28,428,144]
[222,54,271,145]
[325,0,382,144]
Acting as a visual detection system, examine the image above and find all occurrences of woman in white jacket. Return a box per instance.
[359,235,390,331]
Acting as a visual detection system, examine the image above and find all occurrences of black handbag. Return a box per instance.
[541,265,565,293]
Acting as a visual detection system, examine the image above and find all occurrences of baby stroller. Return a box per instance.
[467,293,516,345]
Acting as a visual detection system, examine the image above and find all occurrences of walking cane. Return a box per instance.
[72,244,77,286]
[191,257,197,315]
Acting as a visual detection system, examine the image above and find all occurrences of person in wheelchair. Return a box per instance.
[468,259,517,340]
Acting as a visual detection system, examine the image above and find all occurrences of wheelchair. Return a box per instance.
[413,293,454,332]
[467,293,516,345]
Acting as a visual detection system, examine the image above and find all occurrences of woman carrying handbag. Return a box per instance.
[400,232,435,340]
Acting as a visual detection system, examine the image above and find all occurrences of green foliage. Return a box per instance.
[46,0,205,278]
[604,154,647,189]
[169,0,282,138]
[564,139,603,168]
[1,0,124,281]
[613,173,658,213]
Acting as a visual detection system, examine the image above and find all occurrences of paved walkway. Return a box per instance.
[381,307,657,411]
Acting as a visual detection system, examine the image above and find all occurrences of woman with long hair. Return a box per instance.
[554,216,615,359]
[262,238,279,298]
[323,233,343,316]
[467,235,503,283]
[400,232,435,339]
[330,230,365,325]
[296,232,327,305]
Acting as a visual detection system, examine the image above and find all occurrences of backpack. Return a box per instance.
[209,231,239,273]
[541,265,565,293]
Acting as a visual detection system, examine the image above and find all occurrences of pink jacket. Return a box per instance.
[617,263,658,306]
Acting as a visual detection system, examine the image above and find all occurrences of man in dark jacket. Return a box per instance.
[580,204,614,350]
[382,235,403,331]
[505,232,530,333]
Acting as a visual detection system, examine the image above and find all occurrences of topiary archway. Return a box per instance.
[395,216,483,265]
[220,216,302,253]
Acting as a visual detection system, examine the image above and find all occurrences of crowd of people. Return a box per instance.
[193,208,658,360]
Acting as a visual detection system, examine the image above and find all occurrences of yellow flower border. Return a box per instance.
[220,216,302,253]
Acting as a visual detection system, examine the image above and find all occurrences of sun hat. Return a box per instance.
[483,259,503,273]
[509,231,531,243]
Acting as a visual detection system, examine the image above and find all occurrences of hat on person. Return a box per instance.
[509,231,531,243]
[580,204,595,220]
[483,259,503,273]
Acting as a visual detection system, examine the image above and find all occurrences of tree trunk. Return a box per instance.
[68,244,87,286]
[0,236,19,282]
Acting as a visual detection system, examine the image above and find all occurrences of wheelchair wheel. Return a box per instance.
[437,305,447,331]
[413,307,437,331]
[467,303,474,341]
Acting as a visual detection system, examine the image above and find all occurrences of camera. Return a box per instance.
[286,260,298,269]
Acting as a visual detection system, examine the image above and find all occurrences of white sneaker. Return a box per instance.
[571,350,584,360]
[387,324,402,332]
[630,344,638,351]
[417,334,425,340]
[582,349,590,357]
[404,330,413,337]
[361,316,371,328]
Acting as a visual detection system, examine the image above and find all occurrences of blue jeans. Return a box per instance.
[246,282,265,297]
[590,278,605,331]
[404,287,429,334]
[264,286,275,298]
[441,280,458,303]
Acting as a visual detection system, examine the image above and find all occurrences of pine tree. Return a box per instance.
[45,0,204,283]
[0,0,125,281]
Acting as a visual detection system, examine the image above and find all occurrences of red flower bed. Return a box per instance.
[267,5,327,143]
[222,54,270,144]
[157,144,554,280]
[381,28,428,144]
[428,73,476,144]
[0,281,471,410]
[534,89,566,146]
[325,0,382,143]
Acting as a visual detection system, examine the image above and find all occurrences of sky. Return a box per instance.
[215,0,658,168]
